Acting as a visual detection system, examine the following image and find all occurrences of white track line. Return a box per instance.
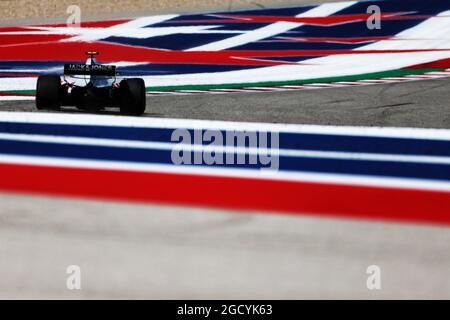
[65,15,180,42]
[334,81,364,85]
[0,96,34,101]
[1,132,450,165]
[3,112,450,141]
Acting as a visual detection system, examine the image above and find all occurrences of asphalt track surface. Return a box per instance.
[1,78,450,299]
[1,192,450,299]
[2,77,450,128]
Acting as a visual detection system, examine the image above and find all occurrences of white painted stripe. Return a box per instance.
[147,91,173,94]
[186,1,357,51]
[208,88,250,92]
[289,85,322,89]
[65,15,180,42]
[2,132,450,165]
[207,89,246,94]
[274,86,304,90]
[334,81,364,85]
[150,91,191,96]
[0,96,35,101]
[203,91,232,94]
[244,87,289,91]
[382,77,415,81]
[280,149,450,164]
[279,85,308,89]
[376,79,403,83]
[356,79,399,83]
[403,74,440,78]
[0,154,449,193]
[177,90,210,93]
[4,112,450,141]
[424,72,450,75]
[422,75,448,78]
[0,77,38,91]
[356,79,393,83]
[241,87,278,91]
[303,83,345,87]
[207,89,242,92]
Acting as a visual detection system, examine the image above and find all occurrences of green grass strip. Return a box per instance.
[1,89,35,95]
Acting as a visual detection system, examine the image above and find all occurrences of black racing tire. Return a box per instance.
[36,75,62,110]
[119,78,146,116]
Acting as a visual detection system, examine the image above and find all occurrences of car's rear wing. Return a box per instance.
[64,64,116,76]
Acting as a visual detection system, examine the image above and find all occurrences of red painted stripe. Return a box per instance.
[0,27,33,32]
[0,162,449,225]
[0,34,70,46]
[0,92,34,97]
[0,20,129,46]
[0,38,447,66]
[0,20,130,32]
[0,41,295,66]
[407,58,450,69]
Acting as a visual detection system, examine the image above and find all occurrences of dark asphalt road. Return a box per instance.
[3,77,449,128]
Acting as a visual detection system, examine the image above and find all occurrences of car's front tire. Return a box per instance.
[36,75,62,110]
[119,78,146,116]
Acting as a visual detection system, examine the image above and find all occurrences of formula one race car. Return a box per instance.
[35,52,146,116]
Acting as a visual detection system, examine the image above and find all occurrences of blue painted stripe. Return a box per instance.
[0,139,450,181]
[1,122,450,157]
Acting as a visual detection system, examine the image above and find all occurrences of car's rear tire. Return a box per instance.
[36,75,61,110]
[119,78,146,116]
